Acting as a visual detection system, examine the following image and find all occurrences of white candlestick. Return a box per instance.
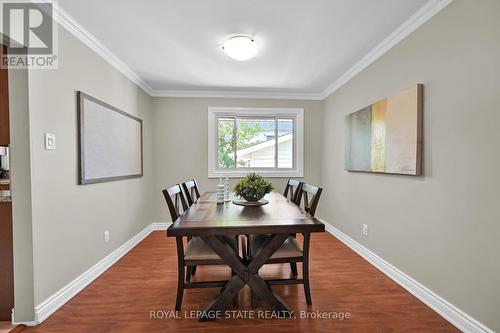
[224,176,230,201]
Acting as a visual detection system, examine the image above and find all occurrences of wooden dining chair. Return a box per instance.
[296,183,323,217]
[182,179,201,206]
[283,178,302,204]
[248,183,323,307]
[289,182,323,277]
[244,180,302,261]
[163,184,188,221]
[246,179,302,259]
[162,184,238,311]
[281,179,302,274]
[180,179,201,275]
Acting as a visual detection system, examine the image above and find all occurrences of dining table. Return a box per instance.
[166,190,325,320]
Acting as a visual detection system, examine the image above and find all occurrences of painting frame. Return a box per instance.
[77,91,143,185]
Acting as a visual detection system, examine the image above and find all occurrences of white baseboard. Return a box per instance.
[151,222,171,230]
[321,220,493,333]
[11,309,37,327]
[13,222,170,326]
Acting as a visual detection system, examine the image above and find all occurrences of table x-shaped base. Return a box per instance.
[199,233,292,321]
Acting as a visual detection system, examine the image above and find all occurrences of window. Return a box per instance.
[208,107,304,178]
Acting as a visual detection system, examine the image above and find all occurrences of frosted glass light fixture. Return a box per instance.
[222,35,258,61]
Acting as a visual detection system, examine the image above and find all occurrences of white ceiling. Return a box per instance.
[56,0,443,98]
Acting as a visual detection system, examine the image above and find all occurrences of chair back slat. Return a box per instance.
[284,178,302,204]
[162,184,188,221]
[182,179,201,206]
[297,183,323,217]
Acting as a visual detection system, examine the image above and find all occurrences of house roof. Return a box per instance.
[237,133,292,157]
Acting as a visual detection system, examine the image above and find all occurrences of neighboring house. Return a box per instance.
[236,133,293,168]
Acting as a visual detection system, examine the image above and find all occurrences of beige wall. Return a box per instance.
[319,0,500,330]
[26,28,155,306]
[9,66,35,322]
[151,97,323,222]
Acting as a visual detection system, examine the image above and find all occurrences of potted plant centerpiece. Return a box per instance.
[233,173,273,206]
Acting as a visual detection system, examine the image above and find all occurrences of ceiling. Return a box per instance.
[56,0,444,98]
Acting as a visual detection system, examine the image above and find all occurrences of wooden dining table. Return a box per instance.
[167,191,325,320]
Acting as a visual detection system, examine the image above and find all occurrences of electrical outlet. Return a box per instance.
[362,224,369,237]
[104,230,110,243]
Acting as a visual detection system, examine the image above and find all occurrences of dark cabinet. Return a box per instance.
[0,201,13,320]
[0,44,9,146]
[0,43,11,320]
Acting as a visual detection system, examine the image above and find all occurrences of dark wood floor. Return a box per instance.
[21,231,458,333]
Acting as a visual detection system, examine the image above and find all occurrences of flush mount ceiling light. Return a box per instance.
[222,35,258,61]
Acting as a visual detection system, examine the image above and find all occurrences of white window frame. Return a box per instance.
[208,107,304,178]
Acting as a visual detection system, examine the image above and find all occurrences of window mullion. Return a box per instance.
[233,116,237,168]
[292,118,295,169]
[274,116,279,169]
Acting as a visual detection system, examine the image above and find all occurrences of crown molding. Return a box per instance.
[51,4,155,95]
[319,0,453,99]
[52,0,452,100]
[150,89,323,100]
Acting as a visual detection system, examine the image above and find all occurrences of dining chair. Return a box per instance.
[283,178,303,274]
[182,179,201,206]
[283,178,302,204]
[181,179,201,275]
[162,184,238,311]
[163,184,188,222]
[243,180,302,262]
[296,183,323,217]
[248,183,323,307]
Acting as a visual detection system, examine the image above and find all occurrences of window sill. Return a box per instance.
[208,170,303,179]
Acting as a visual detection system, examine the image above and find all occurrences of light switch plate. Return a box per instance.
[44,133,56,150]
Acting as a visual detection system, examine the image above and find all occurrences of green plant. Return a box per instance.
[0,167,5,179]
[218,120,264,168]
[234,173,274,202]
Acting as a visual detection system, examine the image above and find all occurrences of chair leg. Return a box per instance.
[241,236,247,261]
[290,233,298,276]
[251,269,259,308]
[301,232,312,305]
[186,266,192,282]
[247,235,259,308]
[290,262,298,277]
[251,291,258,308]
[175,264,185,311]
[303,260,312,305]
[230,269,238,307]
[246,234,251,260]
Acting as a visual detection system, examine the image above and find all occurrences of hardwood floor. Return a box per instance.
[0,321,15,333]
[22,231,458,332]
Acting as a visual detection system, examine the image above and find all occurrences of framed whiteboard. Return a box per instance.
[77,92,143,184]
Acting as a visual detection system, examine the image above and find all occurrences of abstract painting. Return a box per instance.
[345,84,422,175]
